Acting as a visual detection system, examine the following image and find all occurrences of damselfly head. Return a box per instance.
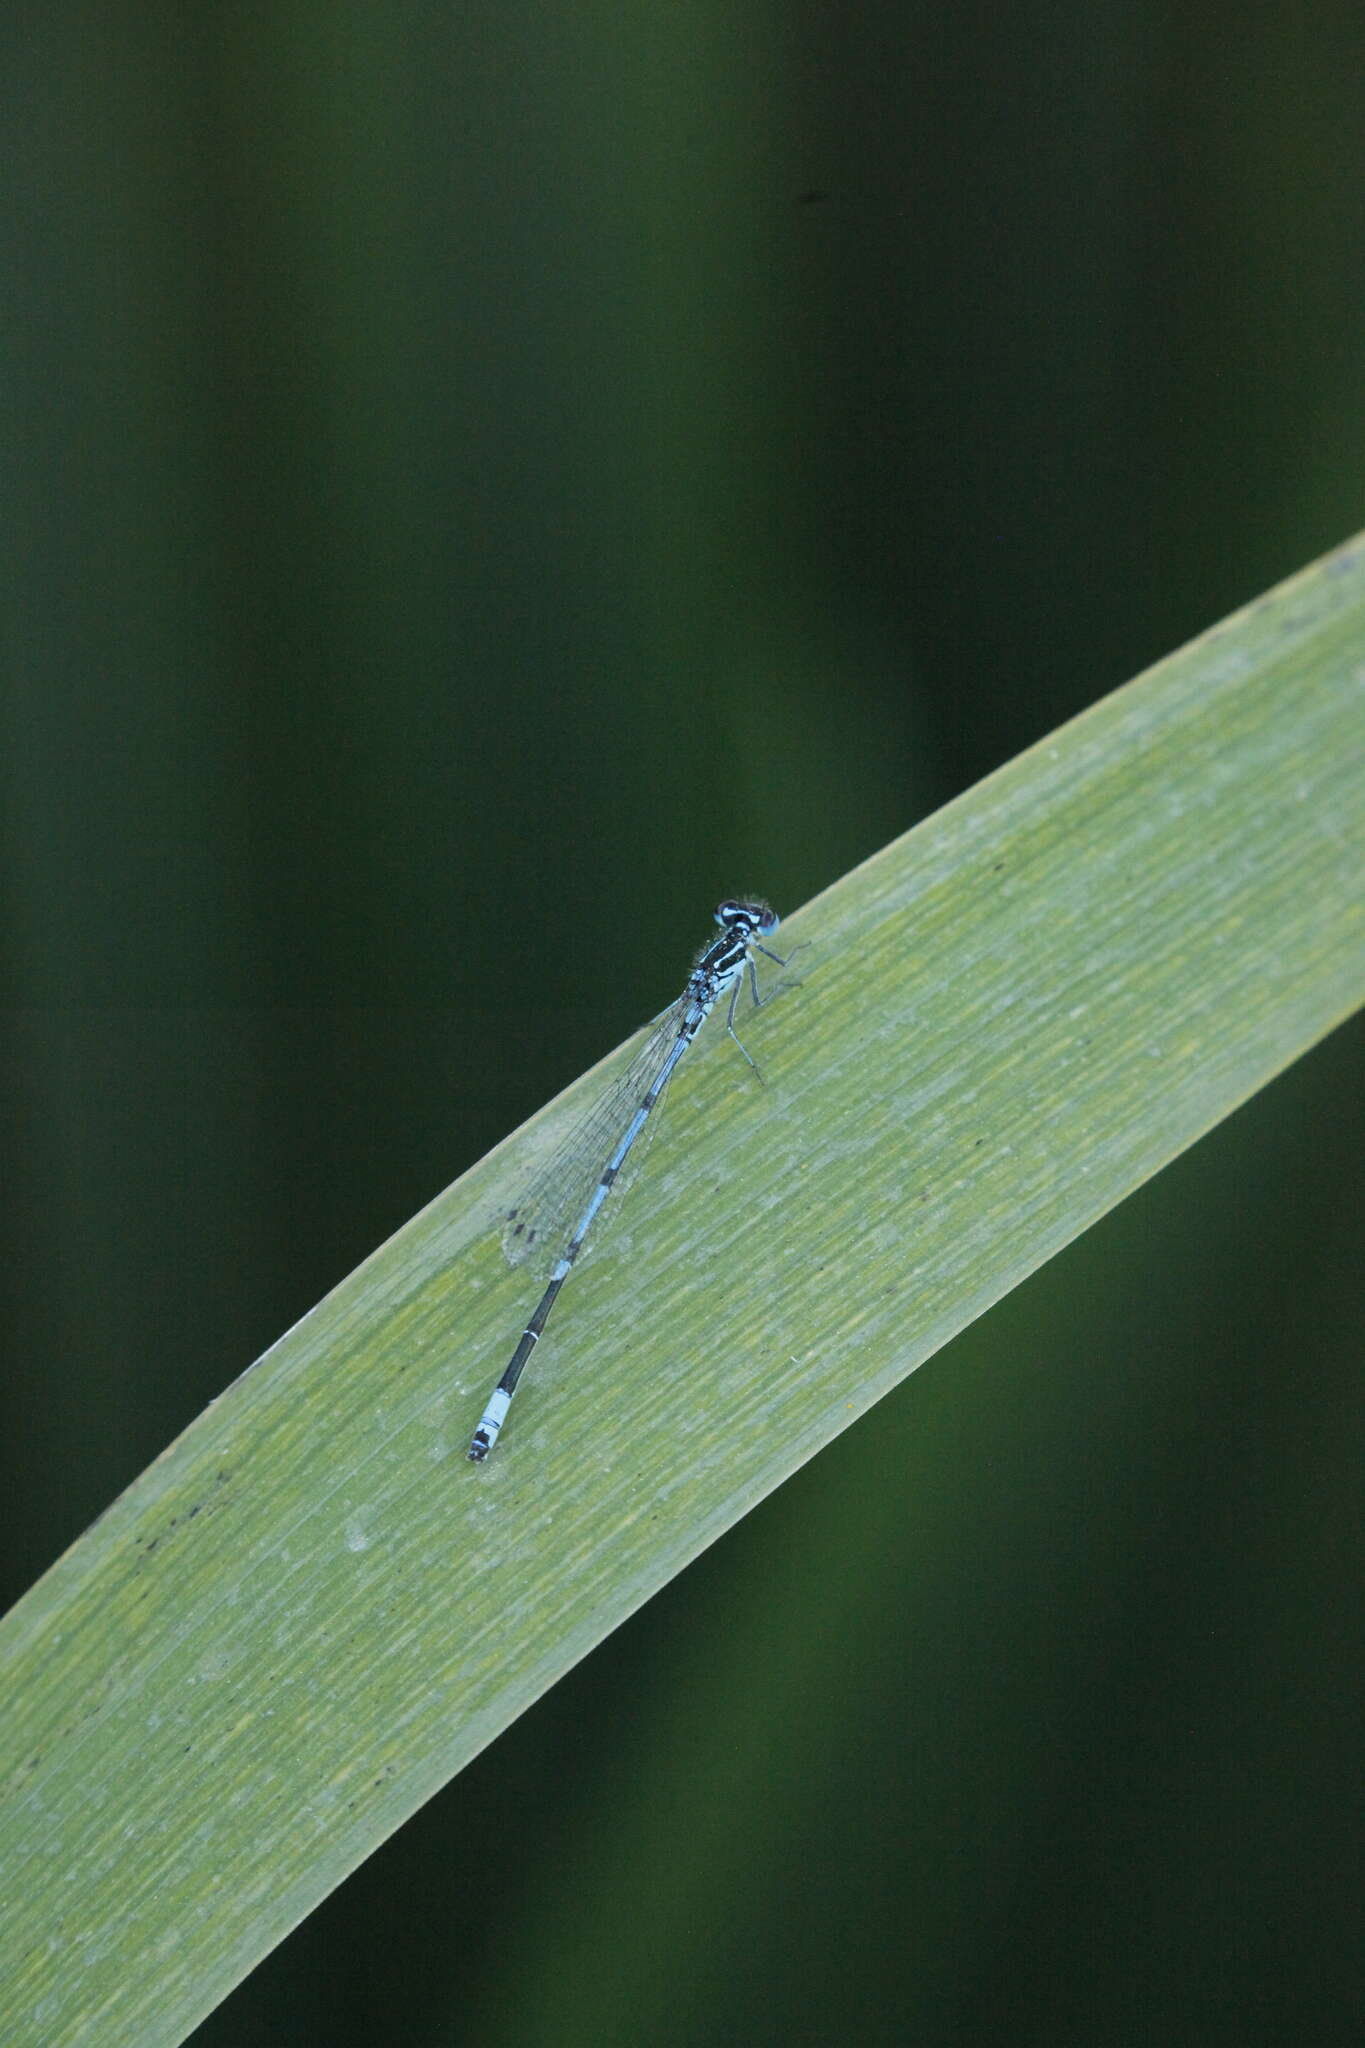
[715,898,779,936]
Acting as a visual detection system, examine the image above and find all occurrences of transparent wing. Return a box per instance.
[501,1001,687,1275]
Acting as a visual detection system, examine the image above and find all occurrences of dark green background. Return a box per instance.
[3,6,1361,2044]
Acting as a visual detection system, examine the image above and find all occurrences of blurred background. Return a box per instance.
[3,4,1362,2043]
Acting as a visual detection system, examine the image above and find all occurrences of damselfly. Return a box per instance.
[467,898,793,1461]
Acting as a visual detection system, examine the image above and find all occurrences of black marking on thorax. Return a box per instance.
[695,929,749,989]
